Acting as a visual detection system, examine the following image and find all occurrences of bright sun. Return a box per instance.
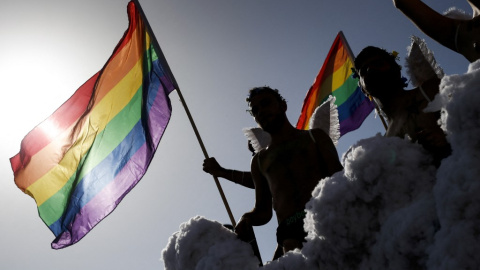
[1,43,101,158]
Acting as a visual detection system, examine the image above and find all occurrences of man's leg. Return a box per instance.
[282,238,304,254]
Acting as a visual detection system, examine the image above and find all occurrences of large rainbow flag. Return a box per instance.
[296,31,374,136]
[10,0,177,249]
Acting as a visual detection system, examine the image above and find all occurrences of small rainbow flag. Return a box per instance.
[10,0,177,249]
[296,31,374,136]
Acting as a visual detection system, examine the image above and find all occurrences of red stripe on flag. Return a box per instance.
[10,73,98,175]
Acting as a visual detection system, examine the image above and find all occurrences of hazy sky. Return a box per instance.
[0,0,472,269]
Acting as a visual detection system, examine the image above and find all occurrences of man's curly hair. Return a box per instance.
[246,86,286,105]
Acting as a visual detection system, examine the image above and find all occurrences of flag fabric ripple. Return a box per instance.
[296,31,374,136]
[10,0,177,249]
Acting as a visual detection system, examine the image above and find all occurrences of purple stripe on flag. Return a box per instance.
[146,74,174,144]
[52,142,150,249]
[339,99,375,136]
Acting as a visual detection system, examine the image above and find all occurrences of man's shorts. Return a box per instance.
[276,210,307,246]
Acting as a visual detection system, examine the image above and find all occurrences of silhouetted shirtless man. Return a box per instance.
[354,46,451,166]
[234,86,343,257]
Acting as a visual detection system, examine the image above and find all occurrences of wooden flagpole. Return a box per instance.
[133,0,237,227]
[175,90,237,227]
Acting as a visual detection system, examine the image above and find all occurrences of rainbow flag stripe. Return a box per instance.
[296,31,374,136]
[10,1,177,249]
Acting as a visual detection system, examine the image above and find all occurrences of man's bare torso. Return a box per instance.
[257,130,331,222]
